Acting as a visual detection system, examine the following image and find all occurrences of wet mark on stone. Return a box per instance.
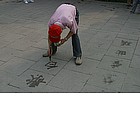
[26,74,46,87]
[45,61,58,69]
[121,40,132,46]
[111,60,122,68]
[116,50,126,56]
[103,74,116,84]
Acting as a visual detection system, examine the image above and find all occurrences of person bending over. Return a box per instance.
[43,3,82,65]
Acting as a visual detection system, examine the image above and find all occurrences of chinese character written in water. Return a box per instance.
[26,74,46,87]
[116,50,126,56]
[121,40,132,46]
[111,60,122,68]
[103,74,116,84]
[45,61,58,69]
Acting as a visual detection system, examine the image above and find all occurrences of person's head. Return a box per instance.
[48,24,62,43]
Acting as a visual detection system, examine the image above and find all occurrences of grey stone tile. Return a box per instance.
[0,15,17,24]
[0,46,22,62]
[101,22,122,32]
[98,56,130,74]
[0,61,4,66]
[93,31,117,41]
[48,69,90,92]
[124,22,140,30]
[108,16,127,24]
[117,33,139,41]
[0,24,19,36]
[16,47,45,62]
[84,47,107,61]
[23,31,45,43]
[0,57,35,76]
[1,33,24,43]
[22,21,46,31]
[31,57,68,76]
[0,70,18,85]
[12,27,35,36]
[127,15,140,22]
[123,68,140,86]
[39,85,66,93]
[130,55,140,69]
[32,38,47,50]
[0,84,24,93]
[8,37,33,51]
[94,10,114,20]
[80,15,94,28]
[9,69,53,92]
[111,37,137,48]
[134,39,140,55]
[81,84,117,93]
[106,46,135,60]
[89,19,107,30]
[86,38,113,50]
[0,40,10,49]
[64,58,99,75]
[79,29,97,44]
[121,84,140,93]
[121,27,140,36]
[87,68,126,91]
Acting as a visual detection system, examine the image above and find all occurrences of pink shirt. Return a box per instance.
[48,4,78,34]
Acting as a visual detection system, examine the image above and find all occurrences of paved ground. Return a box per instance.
[0,0,140,93]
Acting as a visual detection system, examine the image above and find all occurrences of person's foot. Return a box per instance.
[42,52,49,57]
[130,11,134,14]
[75,57,82,65]
[24,0,28,3]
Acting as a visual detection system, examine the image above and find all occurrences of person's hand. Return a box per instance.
[60,38,67,45]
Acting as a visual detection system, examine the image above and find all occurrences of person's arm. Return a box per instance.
[60,31,74,44]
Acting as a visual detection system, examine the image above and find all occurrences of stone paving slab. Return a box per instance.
[30,57,68,76]
[16,47,45,62]
[0,70,18,85]
[111,37,137,48]
[9,69,54,92]
[84,47,107,61]
[64,58,99,75]
[0,57,35,76]
[8,38,33,51]
[97,55,131,74]
[0,33,24,43]
[0,46,22,62]
[134,39,140,55]
[121,83,140,93]
[86,68,126,92]
[117,33,139,41]
[93,31,117,41]
[0,84,24,93]
[123,68,140,87]
[0,61,4,66]
[48,69,90,92]
[0,0,140,92]
[86,38,113,50]
[81,84,117,93]
[32,38,48,50]
[130,55,140,69]
[120,26,140,36]
[106,46,135,60]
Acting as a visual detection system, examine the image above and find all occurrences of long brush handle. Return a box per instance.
[49,46,52,61]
